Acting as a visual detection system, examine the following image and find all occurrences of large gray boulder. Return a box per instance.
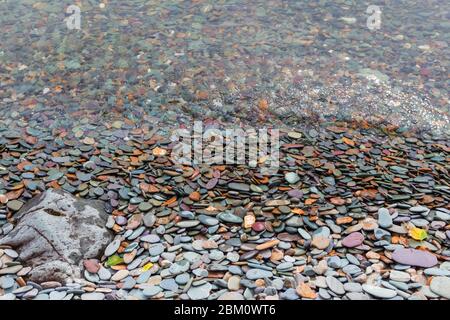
[0,189,113,283]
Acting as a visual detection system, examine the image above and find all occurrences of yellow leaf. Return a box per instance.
[409,227,427,241]
[141,262,153,271]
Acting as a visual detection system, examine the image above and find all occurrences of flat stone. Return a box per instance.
[430,276,450,299]
[410,206,429,214]
[285,216,303,227]
[218,292,245,300]
[83,259,100,273]
[227,276,241,291]
[347,292,369,300]
[327,256,342,269]
[0,276,15,289]
[342,265,361,275]
[246,269,273,280]
[49,290,67,300]
[149,243,165,256]
[23,288,39,299]
[285,172,300,184]
[255,239,279,250]
[325,276,345,295]
[98,267,111,280]
[105,239,121,257]
[33,294,49,300]
[277,262,294,271]
[176,220,200,228]
[378,208,392,228]
[0,293,16,300]
[311,236,330,250]
[342,232,364,248]
[179,210,195,219]
[265,200,290,206]
[160,278,178,292]
[81,292,105,300]
[389,270,411,282]
[4,249,19,258]
[228,183,250,192]
[297,228,311,240]
[111,269,129,281]
[143,285,162,297]
[7,200,24,212]
[209,250,224,260]
[143,213,156,227]
[424,268,450,276]
[343,282,362,292]
[217,212,243,224]
[362,284,397,299]
[392,248,438,268]
[252,222,265,232]
[198,215,219,226]
[175,273,190,285]
[187,282,212,300]
[140,234,161,243]
[12,285,33,294]
[288,189,303,198]
[40,281,62,289]
[0,265,23,275]
[122,277,137,290]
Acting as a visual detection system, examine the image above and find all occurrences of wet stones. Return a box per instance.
[0,116,450,302]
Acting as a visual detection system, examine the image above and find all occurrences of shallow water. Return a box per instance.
[0,0,448,133]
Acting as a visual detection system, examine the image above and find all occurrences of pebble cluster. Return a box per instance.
[1,121,449,300]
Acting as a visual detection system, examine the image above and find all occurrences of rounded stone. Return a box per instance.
[430,276,450,299]
[378,208,392,228]
[391,248,438,268]
[362,284,397,299]
[342,232,364,247]
[187,283,212,300]
[218,292,245,300]
[143,285,162,297]
[245,269,273,280]
[81,292,105,300]
[228,276,241,291]
[252,222,266,232]
[325,276,345,295]
[111,269,129,281]
[104,239,121,257]
[389,270,410,282]
[285,172,300,184]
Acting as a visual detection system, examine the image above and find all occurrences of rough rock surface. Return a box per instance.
[0,189,113,283]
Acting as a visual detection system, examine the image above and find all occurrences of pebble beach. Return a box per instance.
[0,0,449,301]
